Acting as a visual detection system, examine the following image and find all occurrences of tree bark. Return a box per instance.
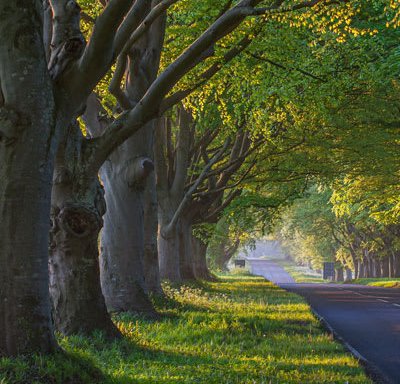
[345,268,353,281]
[349,249,358,279]
[0,1,57,355]
[143,171,163,294]
[354,260,359,280]
[158,205,181,282]
[179,217,196,280]
[358,262,365,278]
[335,267,344,282]
[99,130,155,313]
[192,236,213,280]
[374,259,382,278]
[100,6,166,304]
[214,237,240,271]
[155,109,192,283]
[49,126,119,338]
[393,253,400,278]
[381,257,390,278]
[389,254,394,278]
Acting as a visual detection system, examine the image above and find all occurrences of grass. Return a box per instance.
[0,275,371,383]
[347,277,400,288]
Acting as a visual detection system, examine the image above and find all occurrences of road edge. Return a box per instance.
[309,306,393,384]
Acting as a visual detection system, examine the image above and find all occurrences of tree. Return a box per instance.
[48,0,323,337]
[0,1,57,355]
[0,0,372,355]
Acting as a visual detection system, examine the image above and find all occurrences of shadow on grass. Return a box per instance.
[66,326,365,384]
[0,277,370,384]
[0,349,108,384]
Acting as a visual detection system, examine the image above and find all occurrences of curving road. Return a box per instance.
[248,259,400,384]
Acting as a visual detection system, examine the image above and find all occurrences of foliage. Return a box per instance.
[331,176,400,225]
[276,186,339,270]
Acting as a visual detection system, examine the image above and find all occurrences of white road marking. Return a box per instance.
[343,288,400,308]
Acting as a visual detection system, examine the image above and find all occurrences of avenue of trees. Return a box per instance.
[0,0,398,358]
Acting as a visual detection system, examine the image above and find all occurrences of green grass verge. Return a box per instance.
[1,275,370,383]
[347,277,400,288]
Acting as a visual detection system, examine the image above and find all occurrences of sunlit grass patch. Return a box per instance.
[349,277,400,288]
[1,274,371,383]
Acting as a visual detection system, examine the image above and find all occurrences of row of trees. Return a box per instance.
[0,0,397,357]
[272,13,400,279]
[209,4,400,276]
[276,183,400,281]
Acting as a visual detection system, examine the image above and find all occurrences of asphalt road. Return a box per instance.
[247,259,295,284]
[248,259,400,384]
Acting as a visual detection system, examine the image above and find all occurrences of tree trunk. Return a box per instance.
[99,13,166,303]
[158,205,181,282]
[354,260,359,280]
[345,268,353,281]
[393,253,400,278]
[99,129,155,314]
[49,127,119,338]
[0,2,57,355]
[350,250,358,279]
[389,254,395,278]
[214,238,240,271]
[374,260,382,278]
[335,267,344,282]
[179,218,196,280]
[192,236,213,280]
[358,263,365,278]
[381,257,390,278]
[369,257,374,278]
[214,241,229,271]
[143,171,163,294]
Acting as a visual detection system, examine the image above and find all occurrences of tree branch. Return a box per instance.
[247,52,326,82]
[116,0,180,57]
[108,52,132,110]
[196,158,256,198]
[48,0,85,80]
[154,117,169,191]
[84,0,325,175]
[201,189,242,223]
[75,0,147,95]
[164,138,231,236]
[170,106,193,197]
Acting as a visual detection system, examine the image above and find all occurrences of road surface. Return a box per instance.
[247,259,295,284]
[248,259,400,384]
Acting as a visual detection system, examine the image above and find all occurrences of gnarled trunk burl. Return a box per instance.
[49,127,119,338]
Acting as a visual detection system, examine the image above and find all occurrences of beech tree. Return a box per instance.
[45,0,304,338]
[47,0,348,338]
[155,106,259,281]
[0,0,365,356]
[271,9,400,279]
